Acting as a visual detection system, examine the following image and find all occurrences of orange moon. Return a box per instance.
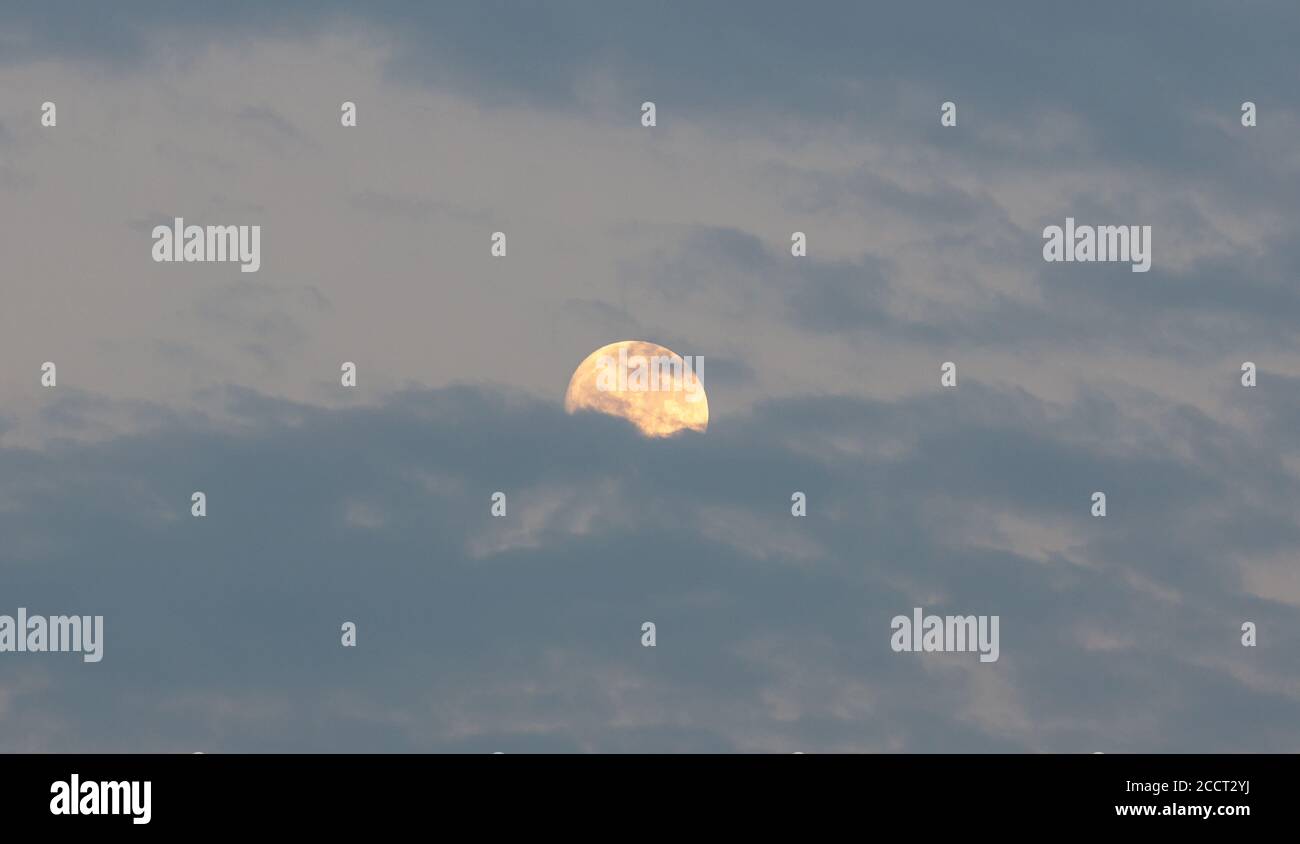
[564,340,708,437]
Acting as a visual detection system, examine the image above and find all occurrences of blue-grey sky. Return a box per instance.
[0,2,1297,751]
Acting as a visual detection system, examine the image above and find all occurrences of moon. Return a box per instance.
[564,340,708,437]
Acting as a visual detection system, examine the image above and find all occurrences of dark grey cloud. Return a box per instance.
[1,380,1295,751]
[8,3,1298,162]
[634,213,1300,365]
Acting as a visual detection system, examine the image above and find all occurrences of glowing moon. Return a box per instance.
[564,340,708,437]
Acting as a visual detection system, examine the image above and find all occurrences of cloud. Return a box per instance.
[0,3,1297,752]
[1,379,1296,751]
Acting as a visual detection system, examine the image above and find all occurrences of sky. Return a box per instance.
[0,1,1298,752]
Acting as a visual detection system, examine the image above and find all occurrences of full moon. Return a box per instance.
[564,340,708,437]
